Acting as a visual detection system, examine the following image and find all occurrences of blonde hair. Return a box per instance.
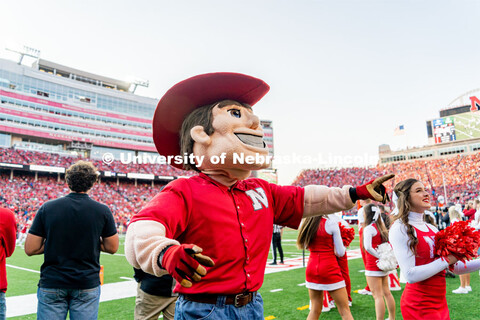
[448,206,462,221]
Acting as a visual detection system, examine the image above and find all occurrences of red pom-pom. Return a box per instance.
[339,223,355,247]
[434,221,480,266]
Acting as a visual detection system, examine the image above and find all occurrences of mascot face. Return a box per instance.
[191,103,270,174]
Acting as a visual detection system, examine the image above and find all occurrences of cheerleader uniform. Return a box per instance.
[390,211,480,320]
[363,223,388,277]
[306,217,346,291]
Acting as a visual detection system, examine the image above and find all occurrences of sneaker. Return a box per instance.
[269,262,277,265]
[328,300,336,309]
[357,289,372,295]
[348,301,352,307]
[466,286,472,292]
[452,287,469,294]
[322,305,331,312]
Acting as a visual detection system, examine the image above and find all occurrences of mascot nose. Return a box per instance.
[248,114,261,130]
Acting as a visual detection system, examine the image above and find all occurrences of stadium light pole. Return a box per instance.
[6,45,40,65]
[130,78,149,94]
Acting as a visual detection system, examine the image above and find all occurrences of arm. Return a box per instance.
[325,219,346,257]
[389,222,449,283]
[303,174,394,218]
[101,234,119,254]
[451,259,480,274]
[363,225,379,258]
[24,233,45,256]
[125,220,180,276]
[303,185,355,217]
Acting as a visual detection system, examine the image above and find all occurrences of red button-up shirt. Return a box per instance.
[131,173,304,294]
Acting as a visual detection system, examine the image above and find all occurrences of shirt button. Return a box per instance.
[247,274,250,277]
[237,206,240,209]
[245,239,248,242]
[241,223,245,227]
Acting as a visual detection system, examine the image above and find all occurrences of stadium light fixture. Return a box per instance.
[129,78,150,93]
[6,45,41,65]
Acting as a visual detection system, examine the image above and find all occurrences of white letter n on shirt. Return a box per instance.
[245,188,269,211]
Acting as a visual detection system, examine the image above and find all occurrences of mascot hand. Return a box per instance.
[354,174,395,204]
[161,244,215,288]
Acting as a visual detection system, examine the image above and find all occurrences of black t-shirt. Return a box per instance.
[29,193,117,289]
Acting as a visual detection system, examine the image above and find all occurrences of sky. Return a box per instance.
[1,0,479,184]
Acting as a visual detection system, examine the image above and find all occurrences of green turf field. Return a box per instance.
[6,228,480,319]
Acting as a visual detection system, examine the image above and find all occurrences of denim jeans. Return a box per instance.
[0,292,5,320]
[37,286,101,320]
[174,293,264,320]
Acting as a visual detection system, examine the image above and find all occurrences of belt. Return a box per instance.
[183,292,257,308]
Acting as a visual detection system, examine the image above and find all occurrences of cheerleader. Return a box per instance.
[389,179,480,320]
[297,215,353,320]
[363,204,396,320]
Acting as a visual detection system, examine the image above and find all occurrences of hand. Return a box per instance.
[161,244,215,288]
[447,254,458,265]
[355,174,395,204]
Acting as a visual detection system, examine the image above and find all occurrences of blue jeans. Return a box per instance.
[0,292,5,320]
[174,293,264,320]
[37,286,101,320]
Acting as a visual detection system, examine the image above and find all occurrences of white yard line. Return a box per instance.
[6,279,137,318]
[270,289,283,292]
[6,264,40,274]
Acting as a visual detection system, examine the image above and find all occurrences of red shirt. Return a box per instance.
[0,208,17,292]
[131,173,304,294]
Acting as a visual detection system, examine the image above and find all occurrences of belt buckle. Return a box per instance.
[234,293,249,308]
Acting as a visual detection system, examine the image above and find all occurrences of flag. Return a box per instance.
[394,124,405,136]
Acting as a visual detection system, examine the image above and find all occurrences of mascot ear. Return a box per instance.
[190,126,211,145]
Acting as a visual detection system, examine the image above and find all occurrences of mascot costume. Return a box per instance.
[125,72,393,319]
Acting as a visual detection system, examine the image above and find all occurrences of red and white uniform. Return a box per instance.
[363,223,388,277]
[390,211,480,320]
[306,216,346,291]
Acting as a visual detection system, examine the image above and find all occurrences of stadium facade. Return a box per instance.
[379,88,480,164]
[0,53,275,181]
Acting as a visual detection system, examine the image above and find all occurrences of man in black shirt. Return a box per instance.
[25,161,118,320]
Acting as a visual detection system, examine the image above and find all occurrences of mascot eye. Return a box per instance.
[228,109,241,118]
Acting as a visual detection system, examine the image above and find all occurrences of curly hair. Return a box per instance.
[65,161,98,193]
[392,178,419,255]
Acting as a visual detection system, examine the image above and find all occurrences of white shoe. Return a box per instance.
[466,286,472,292]
[328,300,336,309]
[322,305,331,312]
[452,287,469,294]
[357,289,372,295]
[348,301,352,307]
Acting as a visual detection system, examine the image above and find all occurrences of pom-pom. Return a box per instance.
[339,223,355,247]
[376,242,398,272]
[434,221,480,265]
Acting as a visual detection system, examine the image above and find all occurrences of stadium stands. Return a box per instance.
[293,152,480,205]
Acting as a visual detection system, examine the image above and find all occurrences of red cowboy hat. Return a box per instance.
[152,72,270,169]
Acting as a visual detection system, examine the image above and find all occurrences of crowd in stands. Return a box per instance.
[293,152,480,205]
[0,172,163,235]
[0,147,192,177]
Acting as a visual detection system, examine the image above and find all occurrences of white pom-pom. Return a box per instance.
[376,243,398,272]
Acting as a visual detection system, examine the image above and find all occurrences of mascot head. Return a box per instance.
[153,73,270,181]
